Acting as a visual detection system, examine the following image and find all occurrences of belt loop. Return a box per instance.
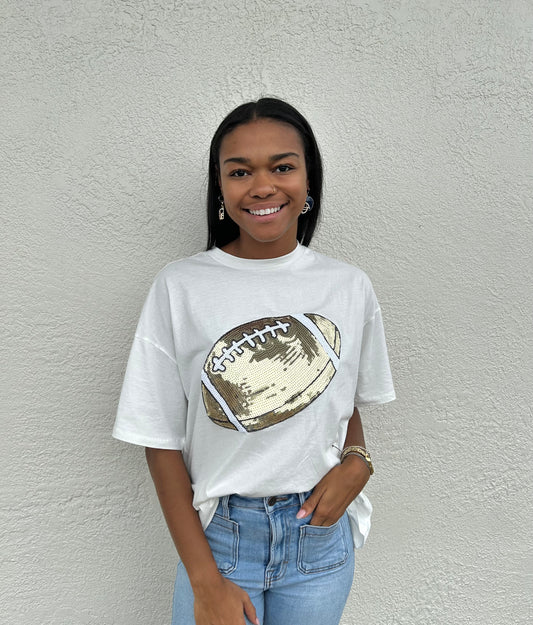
[298,491,308,507]
[221,495,230,519]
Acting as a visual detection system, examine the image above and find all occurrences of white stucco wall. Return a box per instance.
[2,1,532,623]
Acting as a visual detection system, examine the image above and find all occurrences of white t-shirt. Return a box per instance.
[113,244,395,548]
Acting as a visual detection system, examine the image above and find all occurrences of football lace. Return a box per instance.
[212,320,291,372]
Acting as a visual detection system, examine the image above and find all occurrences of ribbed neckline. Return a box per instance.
[208,243,306,270]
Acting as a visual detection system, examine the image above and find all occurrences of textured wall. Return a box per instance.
[2,1,532,623]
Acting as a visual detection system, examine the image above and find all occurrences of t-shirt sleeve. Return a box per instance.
[113,273,187,449]
[354,285,396,406]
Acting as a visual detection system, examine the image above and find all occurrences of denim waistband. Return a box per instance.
[218,491,312,515]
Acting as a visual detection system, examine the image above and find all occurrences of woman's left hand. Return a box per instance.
[296,455,371,526]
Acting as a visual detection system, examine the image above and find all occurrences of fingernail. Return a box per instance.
[255,619,260,625]
[296,509,307,519]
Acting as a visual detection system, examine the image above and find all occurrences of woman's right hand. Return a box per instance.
[145,449,258,623]
[193,574,259,625]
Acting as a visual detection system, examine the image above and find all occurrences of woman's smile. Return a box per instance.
[243,202,286,216]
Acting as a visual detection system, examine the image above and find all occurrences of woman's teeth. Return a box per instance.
[248,206,282,216]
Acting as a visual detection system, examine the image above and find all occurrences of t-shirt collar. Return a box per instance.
[209,243,306,270]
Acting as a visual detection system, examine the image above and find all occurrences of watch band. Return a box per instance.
[340,445,374,475]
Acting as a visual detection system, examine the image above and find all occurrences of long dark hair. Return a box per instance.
[206,98,323,250]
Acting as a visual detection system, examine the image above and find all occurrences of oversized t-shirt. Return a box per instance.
[113,244,395,548]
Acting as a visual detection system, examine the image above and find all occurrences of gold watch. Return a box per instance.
[340,445,374,475]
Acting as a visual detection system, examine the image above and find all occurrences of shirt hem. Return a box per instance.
[354,391,396,407]
[112,428,183,450]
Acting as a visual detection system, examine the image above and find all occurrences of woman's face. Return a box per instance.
[218,118,308,258]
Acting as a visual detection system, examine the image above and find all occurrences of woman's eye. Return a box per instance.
[230,169,249,177]
[276,164,294,173]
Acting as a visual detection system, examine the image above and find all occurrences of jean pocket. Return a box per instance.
[204,513,239,575]
[297,514,349,574]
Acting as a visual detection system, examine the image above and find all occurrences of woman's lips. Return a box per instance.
[244,202,287,216]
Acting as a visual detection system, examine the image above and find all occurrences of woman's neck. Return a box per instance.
[221,237,299,260]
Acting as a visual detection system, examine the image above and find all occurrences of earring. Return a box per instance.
[218,195,225,221]
[301,194,314,214]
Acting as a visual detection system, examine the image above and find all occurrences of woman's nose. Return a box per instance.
[250,171,276,197]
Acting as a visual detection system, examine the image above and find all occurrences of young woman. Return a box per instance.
[113,98,395,625]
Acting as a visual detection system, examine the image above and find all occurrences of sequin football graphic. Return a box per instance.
[201,314,341,432]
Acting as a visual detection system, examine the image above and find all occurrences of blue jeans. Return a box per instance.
[172,491,355,625]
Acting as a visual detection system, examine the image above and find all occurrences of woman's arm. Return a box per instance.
[145,448,259,625]
[296,407,371,526]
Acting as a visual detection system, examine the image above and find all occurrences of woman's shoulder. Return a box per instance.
[304,247,373,286]
[151,249,219,284]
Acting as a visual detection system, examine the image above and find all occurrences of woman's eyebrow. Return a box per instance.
[270,152,301,162]
[223,152,301,165]
[223,156,250,165]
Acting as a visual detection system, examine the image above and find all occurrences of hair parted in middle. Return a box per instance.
[206,97,323,250]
